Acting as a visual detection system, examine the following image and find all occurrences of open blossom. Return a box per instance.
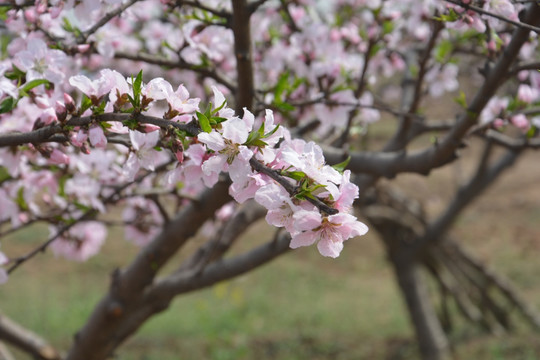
[291,210,368,258]
[280,139,341,186]
[144,78,200,115]
[50,222,107,262]
[69,69,116,100]
[198,110,254,186]
[13,37,67,84]
[124,130,163,180]
[255,182,305,233]
[89,125,107,148]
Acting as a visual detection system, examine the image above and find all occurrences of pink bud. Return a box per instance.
[24,9,37,23]
[64,93,76,113]
[139,124,161,133]
[487,40,496,52]
[493,118,505,129]
[55,100,66,117]
[39,108,58,126]
[77,44,91,53]
[49,149,70,165]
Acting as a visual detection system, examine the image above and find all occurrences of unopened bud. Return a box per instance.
[64,93,76,113]
[138,123,161,133]
[77,44,91,53]
[55,100,67,122]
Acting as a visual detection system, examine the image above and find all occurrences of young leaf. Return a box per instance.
[197,111,212,133]
[0,97,16,114]
[19,79,50,96]
[332,156,351,174]
[79,94,93,115]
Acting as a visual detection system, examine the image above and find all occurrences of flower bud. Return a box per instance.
[64,93,76,114]
[49,148,70,165]
[55,100,67,122]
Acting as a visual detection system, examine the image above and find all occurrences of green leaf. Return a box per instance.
[0,166,10,183]
[4,65,25,82]
[197,111,212,133]
[212,99,227,115]
[212,116,228,124]
[435,40,453,63]
[133,70,143,96]
[285,170,306,182]
[526,125,537,139]
[79,94,93,114]
[19,79,50,96]
[332,156,351,174]
[0,97,17,114]
[434,8,459,23]
[264,124,281,138]
[454,91,467,109]
[16,187,28,211]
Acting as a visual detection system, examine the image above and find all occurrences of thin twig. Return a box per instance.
[445,0,540,34]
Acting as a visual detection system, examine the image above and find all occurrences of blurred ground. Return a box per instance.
[1,137,539,360]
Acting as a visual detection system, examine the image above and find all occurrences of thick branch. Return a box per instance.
[231,0,255,112]
[176,200,267,275]
[66,181,231,360]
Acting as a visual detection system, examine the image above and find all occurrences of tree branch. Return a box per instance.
[0,113,200,148]
[231,0,255,112]
[445,0,540,34]
[0,312,60,360]
[65,181,231,360]
[249,158,338,215]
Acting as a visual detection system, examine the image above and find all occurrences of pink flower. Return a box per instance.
[124,130,163,180]
[13,38,67,84]
[38,107,57,126]
[69,69,115,99]
[70,129,88,147]
[510,114,530,132]
[144,78,200,115]
[50,222,107,262]
[280,140,341,186]
[198,110,254,186]
[517,84,538,104]
[88,125,107,148]
[255,182,303,233]
[326,170,358,213]
[291,210,368,258]
[49,148,70,165]
[480,97,509,124]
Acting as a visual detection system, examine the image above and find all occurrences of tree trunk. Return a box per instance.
[391,256,450,360]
